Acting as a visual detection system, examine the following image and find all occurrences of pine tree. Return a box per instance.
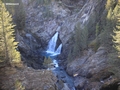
[2,0,26,30]
[112,2,120,57]
[106,0,115,10]
[100,7,115,46]
[14,0,25,30]
[113,15,120,57]
[0,0,22,67]
[67,22,88,61]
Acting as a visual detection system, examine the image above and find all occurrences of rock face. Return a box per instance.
[66,47,120,89]
[67,47,107,76]
[19,0,106,62]
[16,0,120,90]
[16,30,44,69]
[0,67,57,90]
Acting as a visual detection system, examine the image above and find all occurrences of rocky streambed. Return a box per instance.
[41,32,75,90]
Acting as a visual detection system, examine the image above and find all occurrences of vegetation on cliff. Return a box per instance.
[67,0,120,80]
[0,0,120,89]
[0,0,22,67]
[2,0,25,30]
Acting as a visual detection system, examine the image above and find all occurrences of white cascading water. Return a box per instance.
[47,32,58,53]
[46,32,62,70]
[46,32,62,56]
[45,32,76,90]
[55,44,62,54]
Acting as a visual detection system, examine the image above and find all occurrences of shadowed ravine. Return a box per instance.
[42,32,75,90]
[16,0,120,89]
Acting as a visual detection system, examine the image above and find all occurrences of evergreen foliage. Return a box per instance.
[99,7,115,46]
[43,57,52,68]
[2,0,25,30]
[113,7,120,57]
[0,0,21,67]
[106,0,116,10]
[14,0,25,30]
[73,23,88,54]
[103,0,120,78]
[99,0,116,47]
[95,23,99,37]
[67,22,88,61]
[15,80,25,90]
[2,0,15,14]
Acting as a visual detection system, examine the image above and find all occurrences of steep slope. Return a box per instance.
[0,66,57,90]
[19,0,105,60]
[17,0,120,90]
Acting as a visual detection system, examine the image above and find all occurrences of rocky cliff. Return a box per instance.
[67,47,119,89]
[17,0,120,89]
[19,0,105,61]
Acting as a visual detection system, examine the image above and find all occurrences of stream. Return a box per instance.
[42,32,75,90]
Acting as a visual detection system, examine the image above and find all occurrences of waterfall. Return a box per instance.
[46,32,62,56]
[53,59,58,67]
[44,32,75,90]
[55,44,62,54]
[47,32,58,53]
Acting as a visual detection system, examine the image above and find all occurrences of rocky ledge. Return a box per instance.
[66,46,120,90]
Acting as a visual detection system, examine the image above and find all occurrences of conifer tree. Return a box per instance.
[106,0,115,10]
[0,0,21,66]
[100,6,115,46]
[113,4,120,57]
[14,0,25,30]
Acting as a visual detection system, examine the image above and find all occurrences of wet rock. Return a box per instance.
[60,67,64,70]
[100,78,120,90]
[61,83,70,90]
[61,78,66,83]
[56,80,64,90]
[57,71,66,80]
[74,77,87,89]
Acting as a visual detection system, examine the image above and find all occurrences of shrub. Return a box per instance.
[15,80,25,90]
[67,22,88,61]
[88,38,100,51]
[43,57,52,68]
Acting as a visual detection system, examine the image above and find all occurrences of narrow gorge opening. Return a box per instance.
[46,32,62,57]
[1,0,120,90]
[42,32,76,90]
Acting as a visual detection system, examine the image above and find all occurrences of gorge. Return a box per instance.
[17,0,120,89]
[0,0,120,90]
[43,32,75,90]
[46,32,62,56]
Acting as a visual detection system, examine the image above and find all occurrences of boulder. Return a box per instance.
[66,47,111,89]
[67,47,107,77]
[62,83,71,90]
[74,77,87,89]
